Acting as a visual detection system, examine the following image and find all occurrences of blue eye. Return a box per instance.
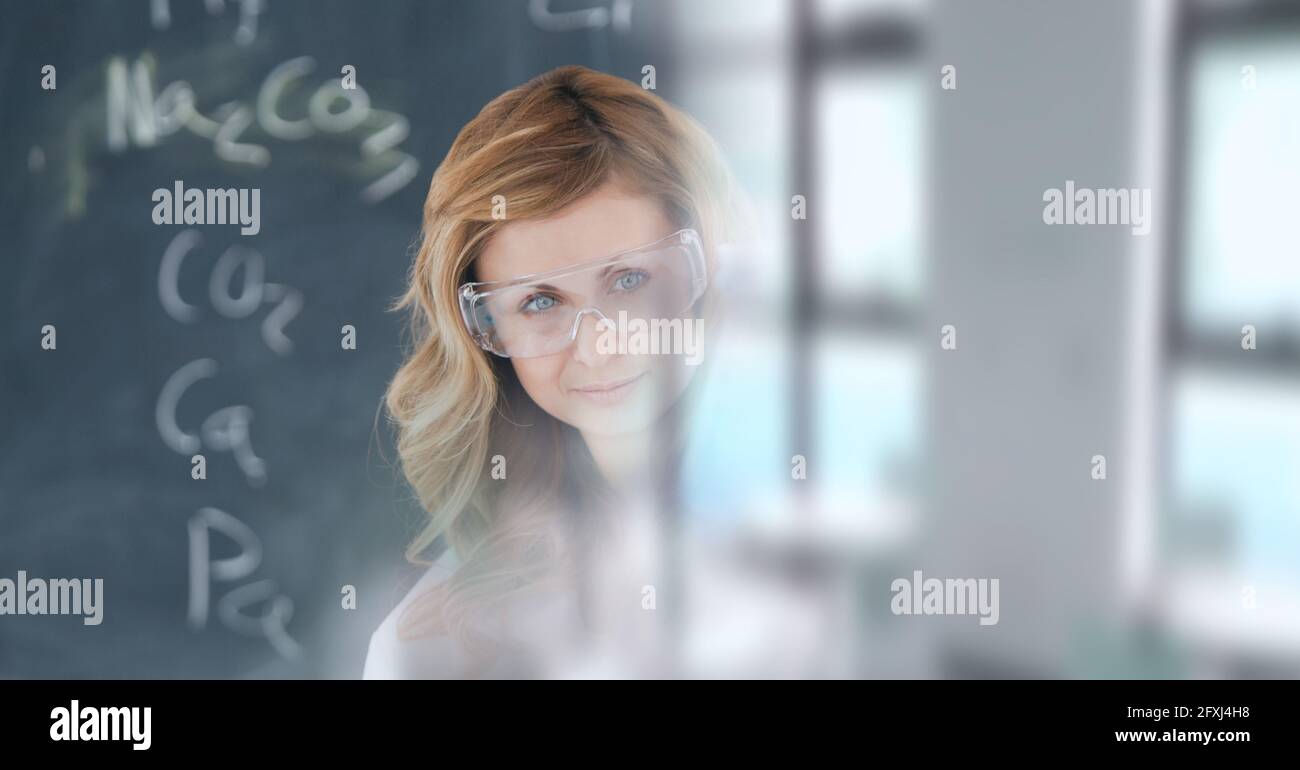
[613,270,648,292]
[520,293,558,314]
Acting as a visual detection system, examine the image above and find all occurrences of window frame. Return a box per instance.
[1159,0,1300,653]
[790,0,924,464]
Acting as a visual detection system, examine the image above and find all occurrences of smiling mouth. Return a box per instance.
[570,372,647,404]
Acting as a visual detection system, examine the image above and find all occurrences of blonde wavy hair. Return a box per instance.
[384,65,743,664]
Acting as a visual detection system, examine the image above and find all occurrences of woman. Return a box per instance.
[365,65,813,678]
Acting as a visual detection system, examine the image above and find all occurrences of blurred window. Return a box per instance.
[674,0,927,528]
[1167,3,1300,640]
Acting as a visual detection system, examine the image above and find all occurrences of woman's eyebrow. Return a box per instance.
[595,256,644,280]
[512,252,642,288]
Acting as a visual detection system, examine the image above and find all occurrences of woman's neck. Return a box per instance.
[579,418,686,501]
[581,429,655,497]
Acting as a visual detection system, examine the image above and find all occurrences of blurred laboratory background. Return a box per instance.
[1,0,1297,678]
[673,0,1300,679]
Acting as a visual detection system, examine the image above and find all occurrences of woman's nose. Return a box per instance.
[570,308,615,365]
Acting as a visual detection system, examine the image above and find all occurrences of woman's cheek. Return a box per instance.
[511,356,571,420]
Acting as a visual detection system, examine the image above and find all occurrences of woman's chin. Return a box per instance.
[565,396,667,438]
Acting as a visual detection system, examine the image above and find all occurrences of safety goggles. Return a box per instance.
[459,229,707,358]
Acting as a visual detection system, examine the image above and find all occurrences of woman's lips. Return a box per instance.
[569,372,647,404]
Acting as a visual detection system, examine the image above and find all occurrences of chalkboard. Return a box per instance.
[0,0,670,678]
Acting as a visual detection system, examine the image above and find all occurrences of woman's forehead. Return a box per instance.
[476,186,672,283]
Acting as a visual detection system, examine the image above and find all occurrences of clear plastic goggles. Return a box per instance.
[459,229,707,358]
